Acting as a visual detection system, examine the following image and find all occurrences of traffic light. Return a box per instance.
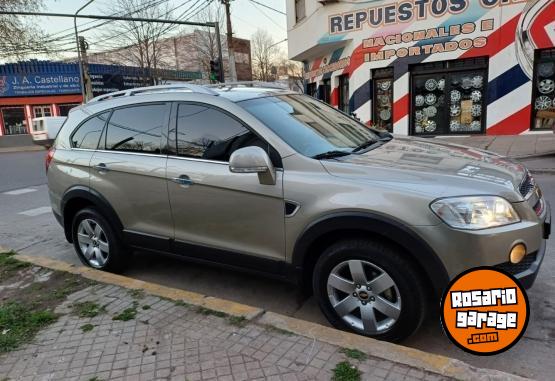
[210,59,222,83]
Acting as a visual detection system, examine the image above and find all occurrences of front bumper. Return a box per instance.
[496,238,546,289]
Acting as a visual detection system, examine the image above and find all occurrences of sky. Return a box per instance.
[37,0,288,58]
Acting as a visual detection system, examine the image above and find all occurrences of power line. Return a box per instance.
[248,0,285,16]
[248,0,285,30]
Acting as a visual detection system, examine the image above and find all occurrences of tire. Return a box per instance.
[313,239,427,342]
[71,207,127,273]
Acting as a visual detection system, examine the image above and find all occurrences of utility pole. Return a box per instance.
[78,36,94,102]
[221,0,237,82]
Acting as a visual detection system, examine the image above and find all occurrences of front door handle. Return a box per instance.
[93,163,110,172]
[172,175,194,186]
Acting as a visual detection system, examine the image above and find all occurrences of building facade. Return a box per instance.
[0,61,201,141]
[86,30,253,82]
[286,0,555,136]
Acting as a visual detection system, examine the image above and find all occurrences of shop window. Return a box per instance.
[295,0,306,23]
[410,58,488,136]
[33,105,52,118]
[372,67,394,132]
[531,48,555,130]
[1,107,27,135]
[59,104,80,117]
[319,79,331,104]
[306,82,317,98]
[338,74,350,114]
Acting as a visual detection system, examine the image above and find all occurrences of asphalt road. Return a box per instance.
[1,150,554,380]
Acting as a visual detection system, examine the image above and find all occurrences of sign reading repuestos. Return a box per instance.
[441,267,529,355]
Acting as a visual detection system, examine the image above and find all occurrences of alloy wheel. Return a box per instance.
[327,259,402,335]
[77,218,109,268]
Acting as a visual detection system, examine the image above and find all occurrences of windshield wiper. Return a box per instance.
[352,139,380,153]
[312,150,352,160]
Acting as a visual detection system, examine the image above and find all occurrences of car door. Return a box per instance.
[89,102,174,249]
[166,102,285,263]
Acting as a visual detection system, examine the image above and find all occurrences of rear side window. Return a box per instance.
[175,103,259,161]
[105,103,168,153]
[71,112,108,149]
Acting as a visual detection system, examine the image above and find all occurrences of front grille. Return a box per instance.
[519,173,535,198]
[495,252,537,275]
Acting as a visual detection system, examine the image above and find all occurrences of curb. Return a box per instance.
[6,252,528,381]
[0,145,45,154]
[511,152,555,160]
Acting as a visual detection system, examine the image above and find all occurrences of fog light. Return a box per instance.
[510,243,527,264]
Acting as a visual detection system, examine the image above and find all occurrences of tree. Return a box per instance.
[193,2,227,79]
[0,0,48,60]
[97,0,176,85]
[251,29,279,82]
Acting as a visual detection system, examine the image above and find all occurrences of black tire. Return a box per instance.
[313,239,427,342]
[71,207,127,273]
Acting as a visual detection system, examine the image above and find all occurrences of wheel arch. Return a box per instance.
[292,212,449,299]
[61,186,124,243]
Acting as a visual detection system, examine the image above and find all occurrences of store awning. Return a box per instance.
[290,38,352,62]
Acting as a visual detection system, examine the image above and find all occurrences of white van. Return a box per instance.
[31,117,67,147]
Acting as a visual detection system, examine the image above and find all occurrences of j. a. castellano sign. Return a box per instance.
[0,74,81,97]
[328,0,527,34]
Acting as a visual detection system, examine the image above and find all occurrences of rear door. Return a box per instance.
[166,102,286,262]
[89,102,173,249]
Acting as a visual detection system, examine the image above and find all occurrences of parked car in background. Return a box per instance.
[46,84,550,342]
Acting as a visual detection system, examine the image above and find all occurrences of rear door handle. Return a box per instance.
[93,163,110,172]
[172,175,194,186]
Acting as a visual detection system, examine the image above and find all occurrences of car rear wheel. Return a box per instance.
[313,239,427,342]
[72,207,126,273]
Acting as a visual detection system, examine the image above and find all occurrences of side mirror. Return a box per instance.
[229,146,276,185]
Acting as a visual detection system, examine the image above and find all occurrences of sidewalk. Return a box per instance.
[436,134,555,158]
[0,253,525,381]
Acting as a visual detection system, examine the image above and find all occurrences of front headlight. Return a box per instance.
[430,196,520,230]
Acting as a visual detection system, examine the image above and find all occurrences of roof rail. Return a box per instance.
[207,81,289,90]
[88,84,219,103]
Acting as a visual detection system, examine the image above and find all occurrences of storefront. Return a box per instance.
[286,0,555,136]
[0,61,202,140]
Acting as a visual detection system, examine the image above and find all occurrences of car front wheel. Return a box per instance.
[313,239,427,342]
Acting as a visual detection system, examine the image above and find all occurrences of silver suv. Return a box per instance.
[47,84,551,341]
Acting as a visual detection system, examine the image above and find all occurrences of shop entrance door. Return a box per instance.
[372,67,394,132]
[1,107,27,135]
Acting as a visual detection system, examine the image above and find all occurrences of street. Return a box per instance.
[1,150,554,380]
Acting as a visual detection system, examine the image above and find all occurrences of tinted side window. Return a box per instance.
[105,104,168,153]
[176,104,262,162]
[71,112,108,149]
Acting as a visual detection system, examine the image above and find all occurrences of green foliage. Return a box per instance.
[332,361,361,381]
[112,307,137,321]
[0,302,56,353]
[340,348,367,361]
[71,302,106,318]
[80,324,95,333]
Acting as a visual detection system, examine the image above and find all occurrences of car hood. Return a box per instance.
[321,136,527,201]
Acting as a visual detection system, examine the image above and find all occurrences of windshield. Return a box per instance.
[239,94,379,158]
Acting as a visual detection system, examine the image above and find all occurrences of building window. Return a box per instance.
[372,67,394,132]
[33,105,52,118]
[295,0,306,23]
[531,48,555,130]
[1,107,27,135]
[338,74,350,114]
[410,57,488,136]
[319,78,331,104]
[59,104,80,117]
